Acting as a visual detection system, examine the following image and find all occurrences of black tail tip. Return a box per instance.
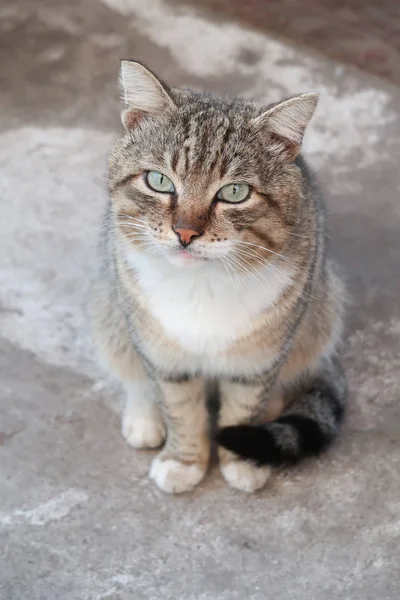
[216,425,272,466]
[217,415,339,467]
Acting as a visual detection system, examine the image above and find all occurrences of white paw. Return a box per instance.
[221,461,271,493]
[122,410,165,449]
[149,456,206,494]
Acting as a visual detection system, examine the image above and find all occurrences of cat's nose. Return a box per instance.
[173,226,202,247]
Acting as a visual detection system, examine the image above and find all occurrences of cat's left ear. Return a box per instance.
[119,60,176,130]
[252,93,318,156]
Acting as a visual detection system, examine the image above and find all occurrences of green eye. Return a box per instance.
[146,171,175,193]
[217,183,250,203]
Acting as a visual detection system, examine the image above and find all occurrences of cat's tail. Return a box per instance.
[217,359,347,467]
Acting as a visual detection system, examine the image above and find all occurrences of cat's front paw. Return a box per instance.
[122,408,166,449]
[220,460,271,493]
[149,455,206,494]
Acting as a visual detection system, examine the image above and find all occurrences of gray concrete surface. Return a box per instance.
[1,0,400,598]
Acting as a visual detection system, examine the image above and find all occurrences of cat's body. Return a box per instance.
[87,61,346,494]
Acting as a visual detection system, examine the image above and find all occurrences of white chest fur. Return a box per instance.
[127,251,293,355]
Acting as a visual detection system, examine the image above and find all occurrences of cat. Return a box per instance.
[87,60,346,494]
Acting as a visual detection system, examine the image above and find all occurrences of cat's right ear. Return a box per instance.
[119,60,176,130]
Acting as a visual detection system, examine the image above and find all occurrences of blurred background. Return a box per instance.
[182,0,400,83]
[2,0,400,130]
[1,2,400,599]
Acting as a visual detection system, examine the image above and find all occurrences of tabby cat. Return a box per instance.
[87,60,346,494]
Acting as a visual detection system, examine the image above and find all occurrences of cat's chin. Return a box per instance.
[166,250,208,268]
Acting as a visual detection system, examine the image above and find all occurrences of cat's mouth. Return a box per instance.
[167,248,208,268]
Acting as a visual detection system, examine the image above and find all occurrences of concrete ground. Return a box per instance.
[1,0,400,598]
[180,0,400,86]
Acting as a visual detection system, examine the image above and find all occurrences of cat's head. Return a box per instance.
[109,60,318,269]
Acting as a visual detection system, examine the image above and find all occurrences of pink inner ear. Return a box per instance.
[124,110,142,129]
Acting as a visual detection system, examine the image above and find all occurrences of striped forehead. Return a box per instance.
[168,109,239,179]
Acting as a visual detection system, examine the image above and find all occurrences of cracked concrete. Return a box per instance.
[1,0,400,598]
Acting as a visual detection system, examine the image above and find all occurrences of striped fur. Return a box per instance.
[87,61,346,494]
[217,357,346,467]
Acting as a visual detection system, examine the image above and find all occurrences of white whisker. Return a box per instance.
[220,257,239,297]
[228,253,262,288]
[225,256,245,292]
[233,247,289,286]
[117,222,149,231]
[232,243,319,301]
[234,239,301,273]
[231,250,276,289]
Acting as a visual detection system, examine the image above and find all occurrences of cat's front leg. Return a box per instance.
[218,379,272,493]
[149,377,210,494]
[122,378,166,449]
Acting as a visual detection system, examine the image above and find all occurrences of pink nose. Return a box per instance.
[173,227,201,247]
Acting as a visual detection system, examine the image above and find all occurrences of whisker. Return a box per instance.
[221,257,239,297]
[285,230,309,240]
[233,247,290,287]
[114,241,161,262]
[115,215,149,228]
[114,229,148,238]
[228,256,246,292]
[228,253,263,288]
[115,237,155,248]
[234,239,301,273]
[117,215,147,223]
[225,256,245,293]
[231,250,277,289]
[117,213,147,223]
[112,232,157,252]
[117,222,149,231]
[232,247,271,268]
[100,220,148,234]
[232,245,320,301]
